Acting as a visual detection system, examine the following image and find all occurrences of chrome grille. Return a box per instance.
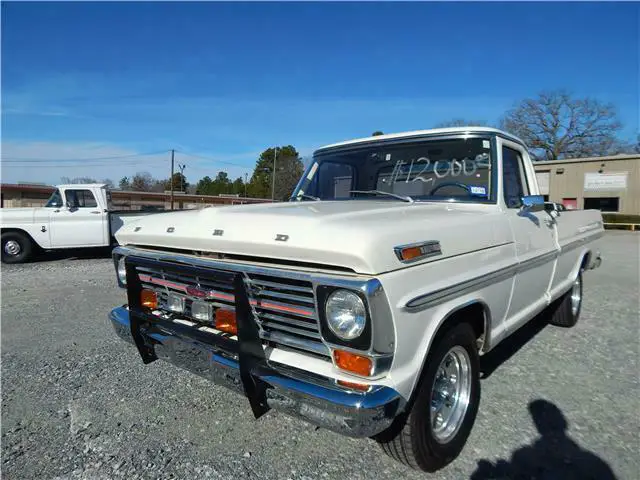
[134,265,330,358]
[245,274,328,357]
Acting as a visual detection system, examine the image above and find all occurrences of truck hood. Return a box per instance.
[115,201,513,275]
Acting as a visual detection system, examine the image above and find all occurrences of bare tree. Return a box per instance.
[60,176,98,184]
[434,119,488,128]
[500,90,623,161]
[130,172,156,191]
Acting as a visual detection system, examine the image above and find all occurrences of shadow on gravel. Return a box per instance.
[480,313,548,379]
[34,246,113,263]
[470,399,617,480]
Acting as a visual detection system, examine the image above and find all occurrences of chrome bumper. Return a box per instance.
[109,306,403,438]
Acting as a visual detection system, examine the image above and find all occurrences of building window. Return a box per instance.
[542,195,549,202]
[584,197,619,212]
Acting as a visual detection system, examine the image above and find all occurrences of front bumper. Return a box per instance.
[110,306,403,438]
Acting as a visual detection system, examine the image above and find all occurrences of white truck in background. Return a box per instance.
[0,184,157,263]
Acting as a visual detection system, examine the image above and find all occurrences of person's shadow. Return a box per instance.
[470,399,617,480]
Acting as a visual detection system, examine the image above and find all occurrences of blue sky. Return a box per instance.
[2,1,638,185]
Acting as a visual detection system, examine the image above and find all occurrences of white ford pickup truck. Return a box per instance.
[108,127,603,471]
[1,184,155,263]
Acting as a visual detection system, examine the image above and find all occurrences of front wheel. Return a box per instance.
[375,323,480,471]
[1,231,34,264]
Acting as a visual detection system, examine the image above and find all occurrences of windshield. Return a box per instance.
[45,189,63,208]
[292,136,495,203]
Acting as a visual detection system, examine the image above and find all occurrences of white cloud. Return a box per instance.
[0,141,256,186]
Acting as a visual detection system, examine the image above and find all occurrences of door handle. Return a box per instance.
[90,211,101,214]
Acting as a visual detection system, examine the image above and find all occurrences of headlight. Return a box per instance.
[116,256,127,286]
[325,289,366,340]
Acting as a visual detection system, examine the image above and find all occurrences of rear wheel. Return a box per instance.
[375,323,480,471]
[548,271,582,328]
[1,231,33,264]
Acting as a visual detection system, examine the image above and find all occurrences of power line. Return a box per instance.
[175,150,252,169]
[0,150,168,163]
[2,160,167,168]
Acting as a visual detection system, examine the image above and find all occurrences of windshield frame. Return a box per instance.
[291,132,500,204]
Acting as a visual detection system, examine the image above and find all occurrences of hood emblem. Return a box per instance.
[134,226,142,232]
[213,229,224,236]
[275,234,289,242]
[167,227,175,233]
[186,286,209,298]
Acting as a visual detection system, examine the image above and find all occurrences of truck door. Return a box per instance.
[49,188,108,247]
[498,138,558,333]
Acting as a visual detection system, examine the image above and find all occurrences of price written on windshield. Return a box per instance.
[389,154,489,183]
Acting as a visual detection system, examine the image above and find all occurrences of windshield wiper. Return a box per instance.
[349,190,414,203]
[295,193,321,201]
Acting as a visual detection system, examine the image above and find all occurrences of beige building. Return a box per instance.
[533,154,640,216]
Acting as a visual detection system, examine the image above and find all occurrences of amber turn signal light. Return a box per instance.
[333,350,373,377]
[399,246,424,261]
[140,289,158,309]
[215,309,238,335]
[337,379,370,392]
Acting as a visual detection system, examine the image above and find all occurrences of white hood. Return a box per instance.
[115,201,512,275]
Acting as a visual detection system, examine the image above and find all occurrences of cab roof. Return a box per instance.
[56,183,108,189]
[316,127,527,152]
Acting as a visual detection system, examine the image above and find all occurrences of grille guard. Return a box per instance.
[125,254,272,418]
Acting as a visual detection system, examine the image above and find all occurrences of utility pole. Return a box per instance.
[271,146,277,201]
[170,149,175,210]
[178,163,186,192]
[244,172,248,197]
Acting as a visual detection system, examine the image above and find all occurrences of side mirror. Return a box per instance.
[520,195,545,213]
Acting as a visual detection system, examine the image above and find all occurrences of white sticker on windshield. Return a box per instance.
[470,185,487,196]
[385,153,392,161]
[482,140,490,149]
[306,162,319,180]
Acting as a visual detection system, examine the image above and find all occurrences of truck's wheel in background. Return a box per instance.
[1,231,33,264]
[375,323,480,472]
[548,271,582,328]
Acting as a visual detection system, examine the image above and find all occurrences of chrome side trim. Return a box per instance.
[406,230,605,312]
[516,250,558,273]
[394,240,442,263]
[560,230,605,254]
[406,263,518,311]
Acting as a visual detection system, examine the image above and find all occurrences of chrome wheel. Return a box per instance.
[570,275,582,316]
[430,345,472,443]
[4,240,21,256]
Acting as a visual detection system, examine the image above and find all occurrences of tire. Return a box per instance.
[548,271,582,328]
[1,231,33,264]
[375,323,480,472]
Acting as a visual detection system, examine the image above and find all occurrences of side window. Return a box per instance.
[65,189,98,208]
[502,147,528,208]
[45,189,63,208]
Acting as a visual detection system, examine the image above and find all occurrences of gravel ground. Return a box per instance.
[2,232,639,479]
